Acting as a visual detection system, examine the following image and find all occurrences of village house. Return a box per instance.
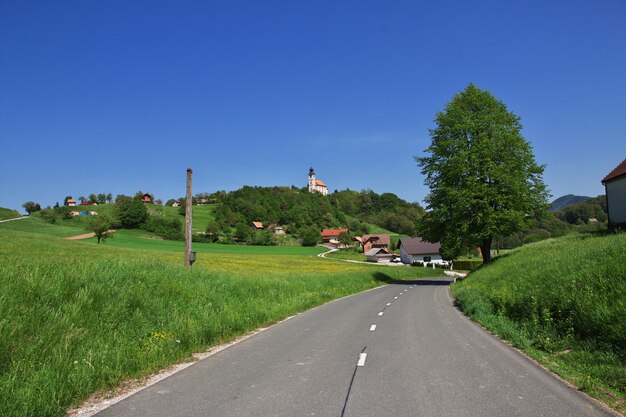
[251,221,264,230]
[171,201,181,207]
[321,228,348,245]
[267,224,286,235]
[142,194,152,204]
[66,198,76,207]
[308,167,328,196]
[397,237,442,265]
[365,247,393,263]
[356,234,390,253]
[602,157,626,230]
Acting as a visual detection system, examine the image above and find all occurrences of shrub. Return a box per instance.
[143,217,184,241]
[453,259,483,271]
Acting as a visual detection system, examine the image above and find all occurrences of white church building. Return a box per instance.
[308,167,328,195]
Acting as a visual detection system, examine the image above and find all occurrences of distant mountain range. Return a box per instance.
[550,194,593,211]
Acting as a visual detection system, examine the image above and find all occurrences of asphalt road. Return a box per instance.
[95,278,614,417]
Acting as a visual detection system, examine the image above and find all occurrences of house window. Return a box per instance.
[423,256,431,262]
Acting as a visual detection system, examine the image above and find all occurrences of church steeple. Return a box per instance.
[308,166,328,195]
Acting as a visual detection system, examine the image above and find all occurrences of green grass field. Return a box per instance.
[149,204,217,232]
[0,207,22,220]
[451,233,626,413]
[0,220,440,417]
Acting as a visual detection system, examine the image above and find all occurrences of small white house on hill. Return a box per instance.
[398,237,442,265]
[602,157,626,229]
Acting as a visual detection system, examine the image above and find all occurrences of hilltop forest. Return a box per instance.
[210,186,425,238]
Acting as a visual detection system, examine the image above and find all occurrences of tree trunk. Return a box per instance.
[480,238,492,264]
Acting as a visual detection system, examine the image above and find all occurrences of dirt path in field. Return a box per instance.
[65,230,116,240]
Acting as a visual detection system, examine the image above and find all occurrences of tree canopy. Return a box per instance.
[416,84,549,263]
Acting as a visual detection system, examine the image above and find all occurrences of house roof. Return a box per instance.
[398,237,441,255]
[251,221,264,229]
[365,247,390,256]
[602,158,626,184]
[321,228,348,237]
[315,179,327,187]
[361,234,391,246]
[66,199,76,203]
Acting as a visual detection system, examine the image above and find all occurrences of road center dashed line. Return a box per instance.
[386,302,391,306]
[378,312,384,316]
[369,325,377,331]
[357,353,367,367]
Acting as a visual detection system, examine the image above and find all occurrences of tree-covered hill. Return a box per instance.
[550,194,592,211]
[210,186,424,237]
[499,195,607,249]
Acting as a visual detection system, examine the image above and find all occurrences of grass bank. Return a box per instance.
[451,233,626,413]
[0,226,437,417]
[0,207,21,220]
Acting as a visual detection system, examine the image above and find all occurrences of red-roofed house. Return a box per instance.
[142,194,152,204]
[66,198,76,207]
[321,228,348,244]
[308,167,328,196]
[251,221,264,230]
[359,234,390,252]
[602,157,626,229]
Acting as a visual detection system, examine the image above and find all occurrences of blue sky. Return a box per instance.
[1,0,625,212]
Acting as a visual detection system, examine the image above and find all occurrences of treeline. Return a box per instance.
[207,186,424,238]
[499,195,607,249]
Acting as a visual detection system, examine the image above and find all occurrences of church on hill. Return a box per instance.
[308,167,328,195]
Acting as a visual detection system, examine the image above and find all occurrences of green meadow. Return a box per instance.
[0,220,439,417]
[452,233,626,413]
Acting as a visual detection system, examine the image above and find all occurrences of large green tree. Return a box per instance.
[416,84,549,264]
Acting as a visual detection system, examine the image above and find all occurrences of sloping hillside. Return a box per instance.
[550,194,591,211]
[452,233,625,412]
[0,207,21,220]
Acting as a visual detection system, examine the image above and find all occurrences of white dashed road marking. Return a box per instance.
[370,325,377,331]
[386,303,391,306]
[357,353,367,367]
[378,312,384,316]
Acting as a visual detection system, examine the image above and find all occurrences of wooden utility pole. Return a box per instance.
[184,168,193,267]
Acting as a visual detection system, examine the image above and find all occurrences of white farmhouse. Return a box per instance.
[602,157,626,230]
[398,237,442,265]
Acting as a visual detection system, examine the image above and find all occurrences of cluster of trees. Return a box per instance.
[63,194,113,206]
[554,195,607,225]
[22,201,41,214]
[205,186,424,244]
[498,196,608,249]
[329,190,424,236]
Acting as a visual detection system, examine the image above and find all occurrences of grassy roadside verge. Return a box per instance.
[451,233,626,414]
[0,227,437,417]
